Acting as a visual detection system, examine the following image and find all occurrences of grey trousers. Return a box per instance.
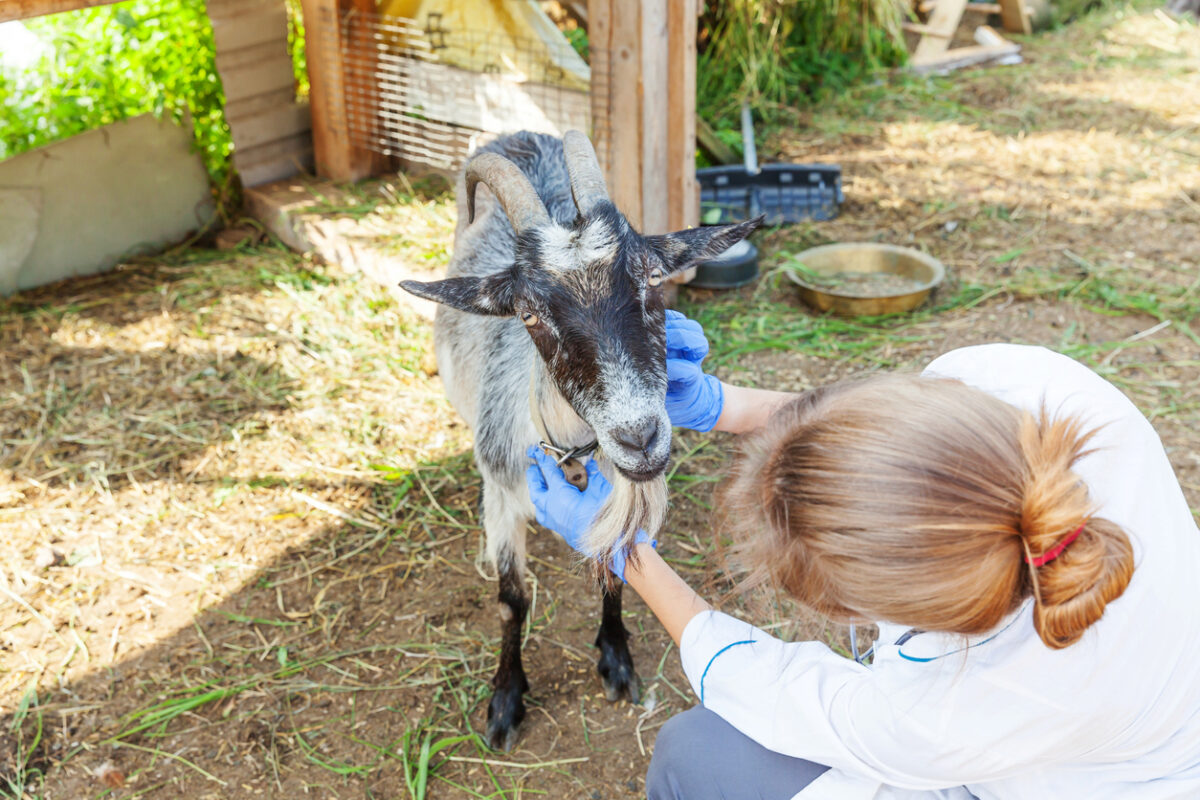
[646,706,830,800]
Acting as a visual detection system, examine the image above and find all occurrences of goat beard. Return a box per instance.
[584,464,668,589]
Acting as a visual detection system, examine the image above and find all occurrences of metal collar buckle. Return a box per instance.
[538,439,599,467]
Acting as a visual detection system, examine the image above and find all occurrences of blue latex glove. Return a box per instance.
[664,309,724,432]
[525,446,654,582]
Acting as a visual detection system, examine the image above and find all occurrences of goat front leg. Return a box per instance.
[595,580,639,703]
[487,555,529,751]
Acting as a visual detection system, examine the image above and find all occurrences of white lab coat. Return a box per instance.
[679,344,1200,799]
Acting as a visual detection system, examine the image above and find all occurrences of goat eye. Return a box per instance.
[520,311,539,327]
[647,268,664,287]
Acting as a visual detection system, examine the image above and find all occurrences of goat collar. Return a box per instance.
[527,360,599,468]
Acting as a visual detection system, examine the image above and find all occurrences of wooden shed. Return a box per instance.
[0,0,700,236]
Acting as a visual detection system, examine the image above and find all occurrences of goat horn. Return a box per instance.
[465,152,551,234]
[562,130,610,215]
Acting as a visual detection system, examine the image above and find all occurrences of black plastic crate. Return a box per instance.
[698,163,843,226]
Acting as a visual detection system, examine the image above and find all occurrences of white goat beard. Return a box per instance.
[585,466,668,577]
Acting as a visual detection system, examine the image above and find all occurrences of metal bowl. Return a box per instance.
[785,242,945,316]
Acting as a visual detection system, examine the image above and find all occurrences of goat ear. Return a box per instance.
[648,216,764,276]
[399,274,516,316]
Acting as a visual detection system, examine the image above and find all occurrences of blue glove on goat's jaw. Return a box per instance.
[525,445,656,582]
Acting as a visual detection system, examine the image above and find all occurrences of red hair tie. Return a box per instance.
[1025,522,1086,567]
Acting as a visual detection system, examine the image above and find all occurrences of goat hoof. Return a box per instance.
[485,685,526,752]
[596,640,639,704]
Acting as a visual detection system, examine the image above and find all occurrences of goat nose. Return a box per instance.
[613,418,659,454]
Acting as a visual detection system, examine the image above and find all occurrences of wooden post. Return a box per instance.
[666,0,699,282]
[999,0,1033,35]
[297,0,382,182]
[0,0,123,22]
[588,0,698,242]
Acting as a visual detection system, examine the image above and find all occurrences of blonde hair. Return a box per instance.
[721,374,1134,650]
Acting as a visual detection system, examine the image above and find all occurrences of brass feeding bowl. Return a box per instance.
[785,242,945,316]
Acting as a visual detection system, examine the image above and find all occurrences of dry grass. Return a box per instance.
[1,4,1198,798]
[0,249,467,721]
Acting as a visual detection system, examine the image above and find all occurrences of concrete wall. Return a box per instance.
[0,114,215,294]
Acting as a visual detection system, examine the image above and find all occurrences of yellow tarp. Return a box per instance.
[380,0,589,91]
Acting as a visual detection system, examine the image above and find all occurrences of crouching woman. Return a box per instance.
[525,312,1200,799]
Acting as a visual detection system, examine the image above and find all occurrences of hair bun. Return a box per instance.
[1018,413,1134,648]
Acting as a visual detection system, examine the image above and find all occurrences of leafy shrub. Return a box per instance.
[0,1,232,189]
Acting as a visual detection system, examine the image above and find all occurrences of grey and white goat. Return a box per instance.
[400,130,758,750]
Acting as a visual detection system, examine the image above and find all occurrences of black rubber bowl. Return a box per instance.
[689,240,759,289]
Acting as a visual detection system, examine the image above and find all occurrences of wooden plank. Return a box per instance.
[589,0,644,228]
[610,0,643,228]
[910,40,1020,72]
[204,0,279,13]
[913,0,968,62]
[224,87,297,121]
[209,7,289,52]
[340,0,388,178]
[999,0,1032,34]
[562,0,587,25]
[640,0,669,235]
[227,104,312,151]
[219,57,295,104]
[0,0,121,22]
[917,1,1001,13]
[238,149,316,187]
[695,116,738,165]
[236,130,315,165]
[666,0,698,281]
[587,0,613,176]
[215,42,292,73]
[904,22,952,37]
[298,0,381,182]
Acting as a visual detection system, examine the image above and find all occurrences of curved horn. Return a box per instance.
[562,130,610,215]
[465,152,551,234]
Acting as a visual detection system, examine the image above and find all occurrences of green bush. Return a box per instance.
[0,1,232,189]
[697,0,909,132]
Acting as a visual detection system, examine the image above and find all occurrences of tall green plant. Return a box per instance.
[0,1,232,188]
[697,0,908,131]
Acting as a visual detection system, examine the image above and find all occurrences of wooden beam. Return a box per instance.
[589,0,644,228]
[999,0,1032,34]
[667,0,698,233]
[917,1,1001,14]
[696,116,738,165]
[910,40,1020,72]
[641,0,669,236]
[0,0,122,22]
[666,0,699,285]
[912,0,968,62]
[562,0,587,26]
[297,0,382,182]
[904,22,952,37]
[589,0,697,239]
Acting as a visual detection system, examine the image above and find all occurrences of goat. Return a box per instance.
[400,130,758,750]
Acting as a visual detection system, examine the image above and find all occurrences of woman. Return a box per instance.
[525,311,1200,799]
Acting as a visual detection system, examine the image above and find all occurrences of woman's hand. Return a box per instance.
[525,446,609,553]
[525,446,652,582]
[665,310,724,432]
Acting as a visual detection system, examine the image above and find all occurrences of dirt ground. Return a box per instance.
[2,5,1198,799]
